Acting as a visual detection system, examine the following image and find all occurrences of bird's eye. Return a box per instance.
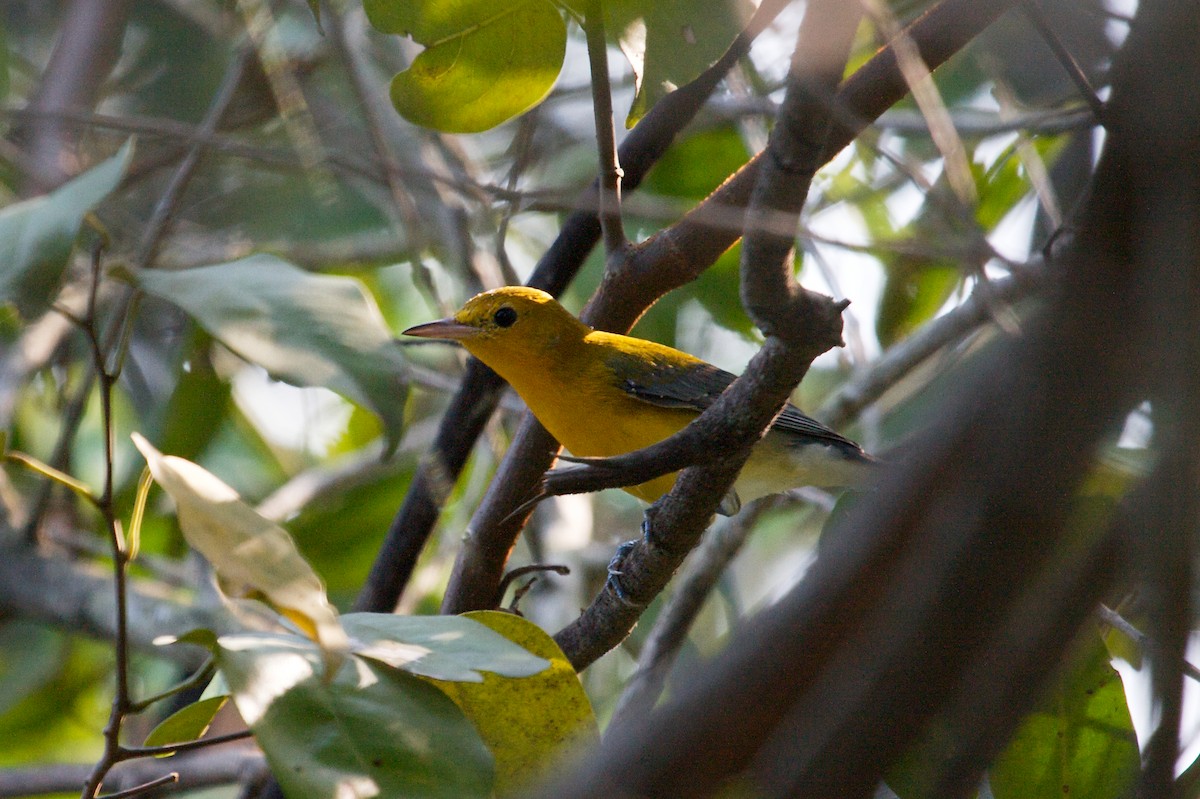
[493,306,517,328]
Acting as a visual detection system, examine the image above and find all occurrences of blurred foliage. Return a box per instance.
[0,1,1183,797]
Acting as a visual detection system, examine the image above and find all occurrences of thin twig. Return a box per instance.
[96,774,178,799]
[80,245,133,799]
[120,730,255,760]
[582,1,628,256]
[1019,0,1107,122]
[1098,604,1200,683]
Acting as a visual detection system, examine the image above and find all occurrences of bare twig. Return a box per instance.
[14,0,133,193]
[582,1,628,256]
[1019,0,1107,121]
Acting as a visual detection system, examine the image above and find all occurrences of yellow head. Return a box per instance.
[402,287,591,377]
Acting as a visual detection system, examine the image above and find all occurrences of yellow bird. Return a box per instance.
[403,286,873,512]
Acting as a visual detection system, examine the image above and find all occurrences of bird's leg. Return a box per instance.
[605,539,641,606]
[604,506,666,604]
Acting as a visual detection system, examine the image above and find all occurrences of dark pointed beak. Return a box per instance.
[402,318,478,341]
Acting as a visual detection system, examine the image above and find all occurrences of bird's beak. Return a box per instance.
[402,318,478,341]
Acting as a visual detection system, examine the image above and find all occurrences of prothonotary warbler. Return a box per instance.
[403,286,874,512]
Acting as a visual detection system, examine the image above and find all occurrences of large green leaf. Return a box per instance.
[344,612,550,683]
[215,632,493,799]
[122,255,409,455]
[364,0,566,133]
[0,140,132,318]
[990,636,1139,799]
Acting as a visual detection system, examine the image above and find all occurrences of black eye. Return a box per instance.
[493,306,517,328]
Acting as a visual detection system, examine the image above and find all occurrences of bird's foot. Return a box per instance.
[605,539,642,607]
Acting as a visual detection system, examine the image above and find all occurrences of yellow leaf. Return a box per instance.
[132,433,348,674]
[430,610,598,796]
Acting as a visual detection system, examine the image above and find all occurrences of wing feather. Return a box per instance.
[604,348,865,454]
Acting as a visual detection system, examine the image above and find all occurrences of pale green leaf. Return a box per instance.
[132,434,349,671]
[364,0,566,133]
[217,632,493,799]
[344,612,550,683]
[122,255,409,456]
[0,140,133,318]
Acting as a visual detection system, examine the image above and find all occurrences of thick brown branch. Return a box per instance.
[441,0,1020,616]
[530,0,1196,793]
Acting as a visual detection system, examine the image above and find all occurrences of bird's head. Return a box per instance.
[402,286,590,364]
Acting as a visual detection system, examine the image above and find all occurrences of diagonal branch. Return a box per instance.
[552,0,865,671]
[440,0,1023,617]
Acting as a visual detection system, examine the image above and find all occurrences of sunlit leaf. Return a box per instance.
[217,632,493,799]
[121,255,409,456]
[0,140,132,319]
[132,434,349,671]
[345,612,549,683]
[429,611,598,796]
[364,0,566,133]
[990,636,1138,799]
[142,695,229,756]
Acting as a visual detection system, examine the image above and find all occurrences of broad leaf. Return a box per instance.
[431,611,598,795]
[344,612,549,683]
[133,434,348,670]
[217,632,493,799]
[990,636,1138,799]
[0,140,132,318]
[364,0,566,133]
[142,695,229,755]
[122,255,409,456]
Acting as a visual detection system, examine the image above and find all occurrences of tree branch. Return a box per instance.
[528,1,1195,792]
[552,0,864,671]
[422,0,796,611]
[440,0,1022,617]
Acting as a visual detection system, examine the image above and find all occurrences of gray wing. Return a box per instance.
[608,351,866,454]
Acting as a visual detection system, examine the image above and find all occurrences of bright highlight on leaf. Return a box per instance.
[364,0,566,133]
[430,611,598,796]
[344,613,550,683]
[0,139,133,319]
[132,433,349,671]
[121,255,410,456]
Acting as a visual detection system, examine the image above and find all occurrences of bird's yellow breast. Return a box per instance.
[506,341,696,502]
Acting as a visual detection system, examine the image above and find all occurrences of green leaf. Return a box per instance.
[121,255,409,456]
[876,259,960,347]
[216,632,493,799]
[990,635,1139,799]
[606,0,751,126]
[364,0,566,133]
[0,140,133,319]
[344,612,550,683]
[142,695,229,755]
[643,125,751,201]
[133,434,349,671]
